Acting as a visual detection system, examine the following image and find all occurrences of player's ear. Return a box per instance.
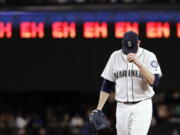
[138,40,141,46]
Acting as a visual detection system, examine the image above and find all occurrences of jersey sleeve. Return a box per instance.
[147,53,162,78]
[101,53,115,82]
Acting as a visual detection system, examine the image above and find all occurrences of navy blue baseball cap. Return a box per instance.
[122,31,139,55]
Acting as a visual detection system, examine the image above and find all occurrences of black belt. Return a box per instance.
[118,101,140,104]
[117,98,150,105]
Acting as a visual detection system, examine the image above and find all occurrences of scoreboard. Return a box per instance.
[0,21,176,39]
[0,10,180,91]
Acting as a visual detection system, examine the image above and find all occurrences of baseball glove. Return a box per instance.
[89,109,110,132]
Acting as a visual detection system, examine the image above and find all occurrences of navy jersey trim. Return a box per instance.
[131,49,144,102]
[131,64,135,102]
[121,51,129,102]
[138,49,145,59]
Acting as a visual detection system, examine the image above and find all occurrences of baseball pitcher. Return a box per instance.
[94,31,162,135]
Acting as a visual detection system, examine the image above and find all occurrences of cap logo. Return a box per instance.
[127,41,132,48]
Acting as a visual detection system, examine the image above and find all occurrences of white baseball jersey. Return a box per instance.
[101,47,162,102]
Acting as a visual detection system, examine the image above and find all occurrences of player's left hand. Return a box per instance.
[127,53,141,67]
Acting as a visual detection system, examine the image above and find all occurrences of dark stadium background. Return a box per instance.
[0,24,178,90]
[0,1,180,135]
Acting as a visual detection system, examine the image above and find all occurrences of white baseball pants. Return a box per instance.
[116,99,152,135]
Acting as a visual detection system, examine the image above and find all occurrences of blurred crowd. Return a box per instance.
[0,0,179,5]
[0,105,91,135]
[0,91,179,135]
